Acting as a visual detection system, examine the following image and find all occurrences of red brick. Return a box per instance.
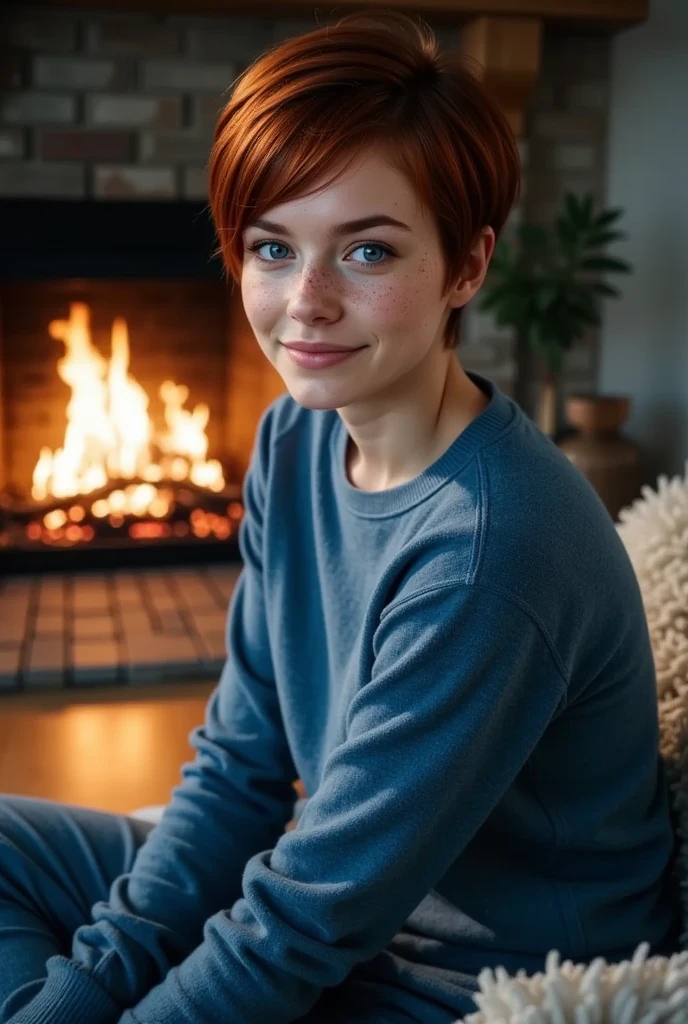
[38,128,132,162]
[93,165,175,199]
[192,94,225,133]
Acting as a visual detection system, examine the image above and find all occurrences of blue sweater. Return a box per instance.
[15,371,678,1024]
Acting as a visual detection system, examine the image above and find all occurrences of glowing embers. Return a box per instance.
[18,497,244,549]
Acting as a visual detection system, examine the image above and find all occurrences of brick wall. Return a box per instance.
[461,27,610,409]
[0,5,609,412]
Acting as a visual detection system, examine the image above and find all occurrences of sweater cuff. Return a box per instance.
[8,957,122,1024]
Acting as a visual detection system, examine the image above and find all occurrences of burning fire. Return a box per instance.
[32,302,224,515]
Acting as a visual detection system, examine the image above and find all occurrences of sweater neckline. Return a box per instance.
[330,370,517,518]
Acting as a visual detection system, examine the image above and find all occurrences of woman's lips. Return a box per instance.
[282,346,364,369]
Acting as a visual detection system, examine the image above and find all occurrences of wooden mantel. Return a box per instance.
[34,0,648,26]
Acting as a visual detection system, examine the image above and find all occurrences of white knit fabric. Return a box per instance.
[454,459,688,1024]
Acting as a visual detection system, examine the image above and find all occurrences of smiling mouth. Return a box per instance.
[281,343,365,353]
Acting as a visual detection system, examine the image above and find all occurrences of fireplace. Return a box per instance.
[0,198,285,573]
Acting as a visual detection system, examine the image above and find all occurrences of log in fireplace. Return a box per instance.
[0,198,285,572]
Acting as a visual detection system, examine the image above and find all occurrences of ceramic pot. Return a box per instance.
[557,394,645,522]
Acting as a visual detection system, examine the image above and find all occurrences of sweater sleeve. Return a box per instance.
[117,582,566,1024]
[7,403,299,1024]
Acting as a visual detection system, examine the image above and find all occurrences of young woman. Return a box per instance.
[0,11,679,1024]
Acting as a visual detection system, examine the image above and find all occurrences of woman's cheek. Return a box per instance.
[241,276,280,335]
[361,275,423,332]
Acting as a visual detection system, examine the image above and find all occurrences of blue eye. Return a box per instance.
[246,240,395,268]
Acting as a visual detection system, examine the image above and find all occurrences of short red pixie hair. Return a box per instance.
[207,9,521,349]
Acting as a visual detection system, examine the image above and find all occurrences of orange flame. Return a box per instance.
[32,302,224,514]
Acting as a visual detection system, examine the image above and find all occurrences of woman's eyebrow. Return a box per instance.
[245,215,412,237]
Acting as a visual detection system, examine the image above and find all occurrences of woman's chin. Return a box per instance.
[282,380,350,411]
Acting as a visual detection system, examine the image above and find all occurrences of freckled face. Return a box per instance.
[240,144,458,411]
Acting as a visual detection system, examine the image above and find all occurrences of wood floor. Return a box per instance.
[0,682,216,815]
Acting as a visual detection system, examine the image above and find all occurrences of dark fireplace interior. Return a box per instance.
[0,199,284,573]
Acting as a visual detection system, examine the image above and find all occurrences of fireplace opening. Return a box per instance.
[0,199,284,573]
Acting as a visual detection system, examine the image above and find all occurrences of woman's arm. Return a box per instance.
[118,582,566,1024]
[8,402,299,1024]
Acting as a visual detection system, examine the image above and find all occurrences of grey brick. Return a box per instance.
[142,573,175,604]
[0,647,22,690]
[94,165,176,199]
[190,618,227,662]
[532,112,605,142]
[156,609,187,634]
[191,94,224,132]
[87,94,182,129]
[72,578,110,613]
[0,582,31,644]
[0,50,24,91]
[84,15,182,58]
[553,144,596,172]
[35,613,64,635]
[0,161,84,198]
[171,571,220,613]
[127,661,207,684]
[139,129,211,164]
[185,18,271,62]
[124,631,204,683]
[141,59,236,93]
[564,344,595,374]
[37,578,64,612]
[25,637,65,687]
[74,615,115,639]
[0,92,76,125]
[566,82,608,112]
[7,12,77,52]
[72,638,120,684]
[181,166,208,200]
[0,128,25,158]
[112,573,144,605]
[32,56,127,91]
[270,17,322,43]
[119,610,152,637]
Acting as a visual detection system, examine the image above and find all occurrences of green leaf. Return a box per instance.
[591,281,621,299]
[566,301,602,327]
[585,230,627,247]
[556,216,578,245]
[535,286,558,311]
[527,321,541,349]
[578,256,632,274]
[579,194,594,228]
[479,285,511,311]
[564,192,581,226]
[591,207,624,229]
[518,224,549,250]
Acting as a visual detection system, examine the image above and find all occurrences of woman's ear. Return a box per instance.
[448,227,496,309]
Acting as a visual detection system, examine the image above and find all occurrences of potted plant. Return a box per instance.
[479,192,632,436]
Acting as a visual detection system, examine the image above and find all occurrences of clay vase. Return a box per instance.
[557,394,646,522]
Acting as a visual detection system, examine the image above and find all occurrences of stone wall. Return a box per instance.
[0,5,610,411]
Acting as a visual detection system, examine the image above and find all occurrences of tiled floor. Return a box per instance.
[0,564,241,691]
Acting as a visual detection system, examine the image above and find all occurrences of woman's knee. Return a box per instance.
[0,795,152,928]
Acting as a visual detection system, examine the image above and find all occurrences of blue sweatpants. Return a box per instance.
[0,795,154,1021]
[0,795,479,1024]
